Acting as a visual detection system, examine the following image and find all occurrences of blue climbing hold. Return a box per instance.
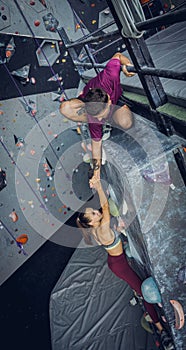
[124,243,132,258]
[141,277,162,304]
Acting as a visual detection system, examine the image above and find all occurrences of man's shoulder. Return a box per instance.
[106,57,120,67]
[104,58,121,76]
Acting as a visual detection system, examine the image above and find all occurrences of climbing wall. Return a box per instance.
[0,2,185,350]
[0,91,83,283]
[104,115,186,349]
[0,0,129,285]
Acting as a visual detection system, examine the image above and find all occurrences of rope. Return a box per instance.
[110,0,145,38]
[13,0,68,98]
[1,61,71,180]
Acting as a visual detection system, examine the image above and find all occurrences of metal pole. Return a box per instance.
[74,61,105,69]
[74,62,186,81]
[84,44,100,75]
[66,30,120,48]
[70,20,116,44]
[127,66,186,81]
[91,37,124,56]
[136,7,186,31]
[141,67,186,81]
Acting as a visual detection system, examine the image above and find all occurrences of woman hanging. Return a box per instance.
[77,177,174,350]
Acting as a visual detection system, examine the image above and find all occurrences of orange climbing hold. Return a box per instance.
[16,234,28,245]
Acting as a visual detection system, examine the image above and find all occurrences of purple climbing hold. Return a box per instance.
[177,266,186,285]
[143,162,172,185]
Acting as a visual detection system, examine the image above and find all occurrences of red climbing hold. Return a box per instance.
[34,20,41,27]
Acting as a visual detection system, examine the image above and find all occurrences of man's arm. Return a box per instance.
[60,98,87,122]
[91,139,102,180]
[112,52,135,77]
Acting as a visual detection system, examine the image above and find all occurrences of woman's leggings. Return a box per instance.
[107,252,159,324]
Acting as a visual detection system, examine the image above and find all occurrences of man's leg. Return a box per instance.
[112,105,133,130]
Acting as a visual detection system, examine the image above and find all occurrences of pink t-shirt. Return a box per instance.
[79,58,122,141]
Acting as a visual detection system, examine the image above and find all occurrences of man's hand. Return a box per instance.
[122,64,136,77]
[89,175,101,189]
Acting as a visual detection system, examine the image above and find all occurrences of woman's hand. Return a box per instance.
[89,175,101,190]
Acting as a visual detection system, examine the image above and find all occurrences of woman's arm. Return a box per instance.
[89,178,110,225]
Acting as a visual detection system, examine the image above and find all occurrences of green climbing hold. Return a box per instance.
[108,197,120,217]
[141,314,153,334]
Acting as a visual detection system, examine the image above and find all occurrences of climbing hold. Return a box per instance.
[16,234,28,245]
[124,242,132,258]
[62,118,69,123]
[76,126,81,134]
[83,153,91,163]
[34,20,41,27]
[30,77,36,84]
[9,211,18,222]
[177,266,186,285]
[143,163,172,185]
[108,198,120,217]
[14,135,24,147]
[170,300,185,329]
[76,23,81,30]
[141,314,153,334]
[141,277,162,304]
[5,38,15,62]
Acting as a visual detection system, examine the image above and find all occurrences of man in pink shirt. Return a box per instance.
[60,52,135,180]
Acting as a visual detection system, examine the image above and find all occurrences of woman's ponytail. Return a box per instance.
[76,214,93,245]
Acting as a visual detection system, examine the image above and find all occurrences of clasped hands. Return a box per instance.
[89,171,101,190]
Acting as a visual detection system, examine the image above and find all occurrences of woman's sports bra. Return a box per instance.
[102,230,121,251]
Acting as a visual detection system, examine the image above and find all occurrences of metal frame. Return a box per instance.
[59,2,186,140]
[135,6,186,31]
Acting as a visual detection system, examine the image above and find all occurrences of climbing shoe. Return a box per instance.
[160,330,175,350]
[102,123,112,141]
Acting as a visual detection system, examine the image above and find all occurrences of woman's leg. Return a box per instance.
[107,253,159,324]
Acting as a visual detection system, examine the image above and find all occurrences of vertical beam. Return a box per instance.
[107,0,168,111]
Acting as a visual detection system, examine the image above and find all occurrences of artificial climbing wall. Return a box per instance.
[104,115,186,349]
